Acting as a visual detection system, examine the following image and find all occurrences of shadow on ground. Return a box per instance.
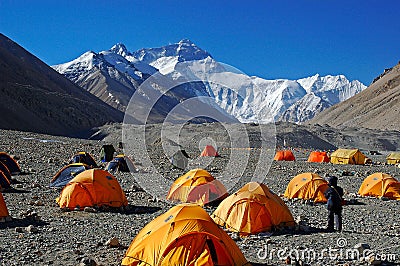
[0,217,49,229]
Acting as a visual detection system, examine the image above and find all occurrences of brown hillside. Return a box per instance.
[309,62,400,131]
[0,33,123,136]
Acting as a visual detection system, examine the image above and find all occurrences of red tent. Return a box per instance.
[307,151,330,163]
[274,150,295,161]
[200,145,219,157]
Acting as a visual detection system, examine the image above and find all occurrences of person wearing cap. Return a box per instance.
[324,176,344,232]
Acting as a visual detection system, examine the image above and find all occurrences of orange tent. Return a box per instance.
[121,204,249,266]
[56,169,128,210]
[0,192,9,218]
[0,152,21,175]
[274,150,295,161]
[212,182,295,235]
[200,145,219,157]
[307,151,330,163]
[358,173,400,200]
[167,169,228,206]
[0,170,11,189]
[284,173,329,203]
[0,162,12,182]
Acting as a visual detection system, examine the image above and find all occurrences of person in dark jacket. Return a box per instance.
[324,176,344,232]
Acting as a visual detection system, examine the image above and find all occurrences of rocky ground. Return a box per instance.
[0,124,399,266]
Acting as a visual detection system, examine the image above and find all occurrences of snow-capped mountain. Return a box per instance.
[132,39,211,74]
[280,74,366,122]
[168,58,366,123]
[52,40,366,123]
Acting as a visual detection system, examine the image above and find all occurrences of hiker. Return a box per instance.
[324,176,344,231]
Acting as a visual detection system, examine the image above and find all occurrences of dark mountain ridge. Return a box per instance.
[0,33,123,137]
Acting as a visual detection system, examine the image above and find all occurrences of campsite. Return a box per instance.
[0,123,399,266]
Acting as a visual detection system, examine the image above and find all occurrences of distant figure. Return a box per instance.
[324,176,344,232]
[100,144,116,162]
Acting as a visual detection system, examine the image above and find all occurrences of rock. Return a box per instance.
[34,200,44,206]
[105,237,119,247]
[354,243,370,253]
[25,225,38,234]
[379,196,389,201]
[11,155,20,160]
[15,184,23,189]
[74,249,83,255]
[15,227,24,233]
[83,207,97,213]
[295,216,304,224]
[78,257,97,266]
[31,182,40,188]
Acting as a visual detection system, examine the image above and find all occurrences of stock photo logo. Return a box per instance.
[257,237,398,264]
[122,59,277,203]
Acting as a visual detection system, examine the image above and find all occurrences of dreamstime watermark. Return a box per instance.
[257,238,398,263]
[122,59,277,202]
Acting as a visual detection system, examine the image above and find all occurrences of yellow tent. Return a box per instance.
[330,148,368,165]
[166,169,228,206]
[387,152,400,164]
[284,173,329,203]
[56,169,128,210]
[212,182,295,235]
[121,204,249,266]
[358,173,400,200]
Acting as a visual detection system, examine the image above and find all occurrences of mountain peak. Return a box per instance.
[110,43,129,56]
[178,39,195,45]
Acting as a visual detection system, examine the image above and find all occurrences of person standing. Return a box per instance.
[324,176,344,232]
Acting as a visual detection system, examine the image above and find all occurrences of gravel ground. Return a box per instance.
[0,127,399,266]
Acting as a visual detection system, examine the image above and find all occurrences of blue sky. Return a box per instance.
[1,0,399,85]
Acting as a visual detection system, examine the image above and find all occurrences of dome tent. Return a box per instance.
[0,192,10,220]
[358,173,400,200]
[56,169,128,210]
[166,169,228,206]
[106,154,136,173]
[0,162,12,183]
[68,152,98,167]
[274,150,295,161]
[284,172,329,203]
[121,204,249,266]
[50,163,91,188]
[0,170,11,190]
[0,152,21,175]
[307,151,330,163]
[212,182,295,235]
[200,145,219,157]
